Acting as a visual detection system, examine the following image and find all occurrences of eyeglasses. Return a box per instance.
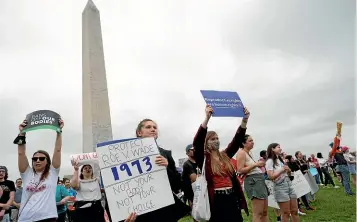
[0,170,5,173]
[32,157,46,162]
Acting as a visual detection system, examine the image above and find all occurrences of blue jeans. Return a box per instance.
[314,175,320,184]
[339,164,352,194]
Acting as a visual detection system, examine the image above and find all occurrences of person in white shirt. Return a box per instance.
[316,153,338,188]
[266,143,299,222]
[13,119,64,222]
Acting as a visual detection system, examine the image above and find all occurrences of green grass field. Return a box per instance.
[179,181,356,222]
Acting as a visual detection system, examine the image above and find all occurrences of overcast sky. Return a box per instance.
[0,0,355,179]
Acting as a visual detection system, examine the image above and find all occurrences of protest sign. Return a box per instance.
[22,110,61,133]
[96,137,174,222]
[265,180,280,209]
[200,90,244,117]
[291,170,311,198]
[304,171,319,194]
[309,168,318,177]
[70,152,100,178]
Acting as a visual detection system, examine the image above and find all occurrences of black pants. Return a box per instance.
[56,212,66,222]
[74,201,105,222]
[317,167,324,184]
[300,195,310,208]
[210,192,242,222]
[321,167,335,186]
[36,219,56,222]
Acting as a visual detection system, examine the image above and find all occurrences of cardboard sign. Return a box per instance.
[96,137,174,222]
[291,170,311,198]
[309,168,318,177]
[22,110,61,133]
[200,90,244,117]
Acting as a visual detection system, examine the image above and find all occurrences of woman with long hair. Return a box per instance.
[134,118,190,222]
[266,143,299,222]
[316,152,338,188]
[193,105,249,222]
[236,135,268,222]
[71,163,107,222]
[14,119,64,222]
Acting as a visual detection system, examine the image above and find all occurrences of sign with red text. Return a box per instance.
[96,137,174,222]
[69,152,100,178]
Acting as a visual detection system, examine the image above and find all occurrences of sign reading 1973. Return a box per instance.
[96,138,174,222]
[111,156,152,181]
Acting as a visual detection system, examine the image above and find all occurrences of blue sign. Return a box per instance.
[309,168,318,177]
[200,90,244,117]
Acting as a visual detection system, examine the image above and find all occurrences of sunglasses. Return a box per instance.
[32,157,46,162]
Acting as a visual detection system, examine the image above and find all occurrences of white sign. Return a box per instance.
[304,171,319,194]
[265,180,280,209]
[265,171,311,208]
[69,152,100,178]
[96,138,174,222]
[290,170,311,198]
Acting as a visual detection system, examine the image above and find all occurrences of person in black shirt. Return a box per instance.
[0,166,16,221]
[334,147,353,195]
[182,144,198,207]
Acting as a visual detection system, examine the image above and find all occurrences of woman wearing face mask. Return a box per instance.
[134,119,190,222]
[266,143,299,222]
[236,135,269,222]
[193,105,249,222]
[13,119,64,222]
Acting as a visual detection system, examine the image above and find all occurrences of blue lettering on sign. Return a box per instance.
[111,156,153,181]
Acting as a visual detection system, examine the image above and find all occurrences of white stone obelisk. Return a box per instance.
[82,0,113,152]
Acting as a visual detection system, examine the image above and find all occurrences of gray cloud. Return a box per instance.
[0,0,354,180]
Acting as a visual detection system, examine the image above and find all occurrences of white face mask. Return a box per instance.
[208,141,220,150]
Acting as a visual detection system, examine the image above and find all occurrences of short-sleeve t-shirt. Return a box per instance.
[265,158,287,184]
[18,166,60,222]
[56,185,70,214]
[0,180,16,213]
[181,160,197,202]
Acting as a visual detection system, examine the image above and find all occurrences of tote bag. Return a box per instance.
[191,158,210,221]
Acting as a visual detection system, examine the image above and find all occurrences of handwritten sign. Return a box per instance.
[304,171,319,194]
[70,152,100,178]
[96,138,174,222]
[265,180,280,209]
[22,110,61,133]
[200,90,244,117]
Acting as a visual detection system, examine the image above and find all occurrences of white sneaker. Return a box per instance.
[319,183,324,186]
[298,210,306,216]
[334,186,340,188]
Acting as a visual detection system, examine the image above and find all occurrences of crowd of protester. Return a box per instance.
[0,105,355,222]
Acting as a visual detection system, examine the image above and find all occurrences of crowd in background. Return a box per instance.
[0,105,355,222]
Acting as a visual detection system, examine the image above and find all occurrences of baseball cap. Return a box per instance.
[0,166,8,173]
[185,144,194,153]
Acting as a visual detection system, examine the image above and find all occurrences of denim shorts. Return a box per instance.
[244,173,269,200]
[274,177,297,203]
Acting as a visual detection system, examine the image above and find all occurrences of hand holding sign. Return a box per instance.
[205,105,214,118]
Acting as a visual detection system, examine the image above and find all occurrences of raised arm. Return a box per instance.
[14,121,29,173]
[71,162,80,190]
[52,119,64,169]
[193,105,212,169]
[225,107,250,158]
[329,135,341,158]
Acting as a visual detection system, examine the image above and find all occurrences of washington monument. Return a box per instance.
[82,0,113,152]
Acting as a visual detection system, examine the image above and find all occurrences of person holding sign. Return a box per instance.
[266,143,299,222]
[13,119,64,222]
[134,119,190,222]
[236,135,269,222]
[193,105,249,222]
